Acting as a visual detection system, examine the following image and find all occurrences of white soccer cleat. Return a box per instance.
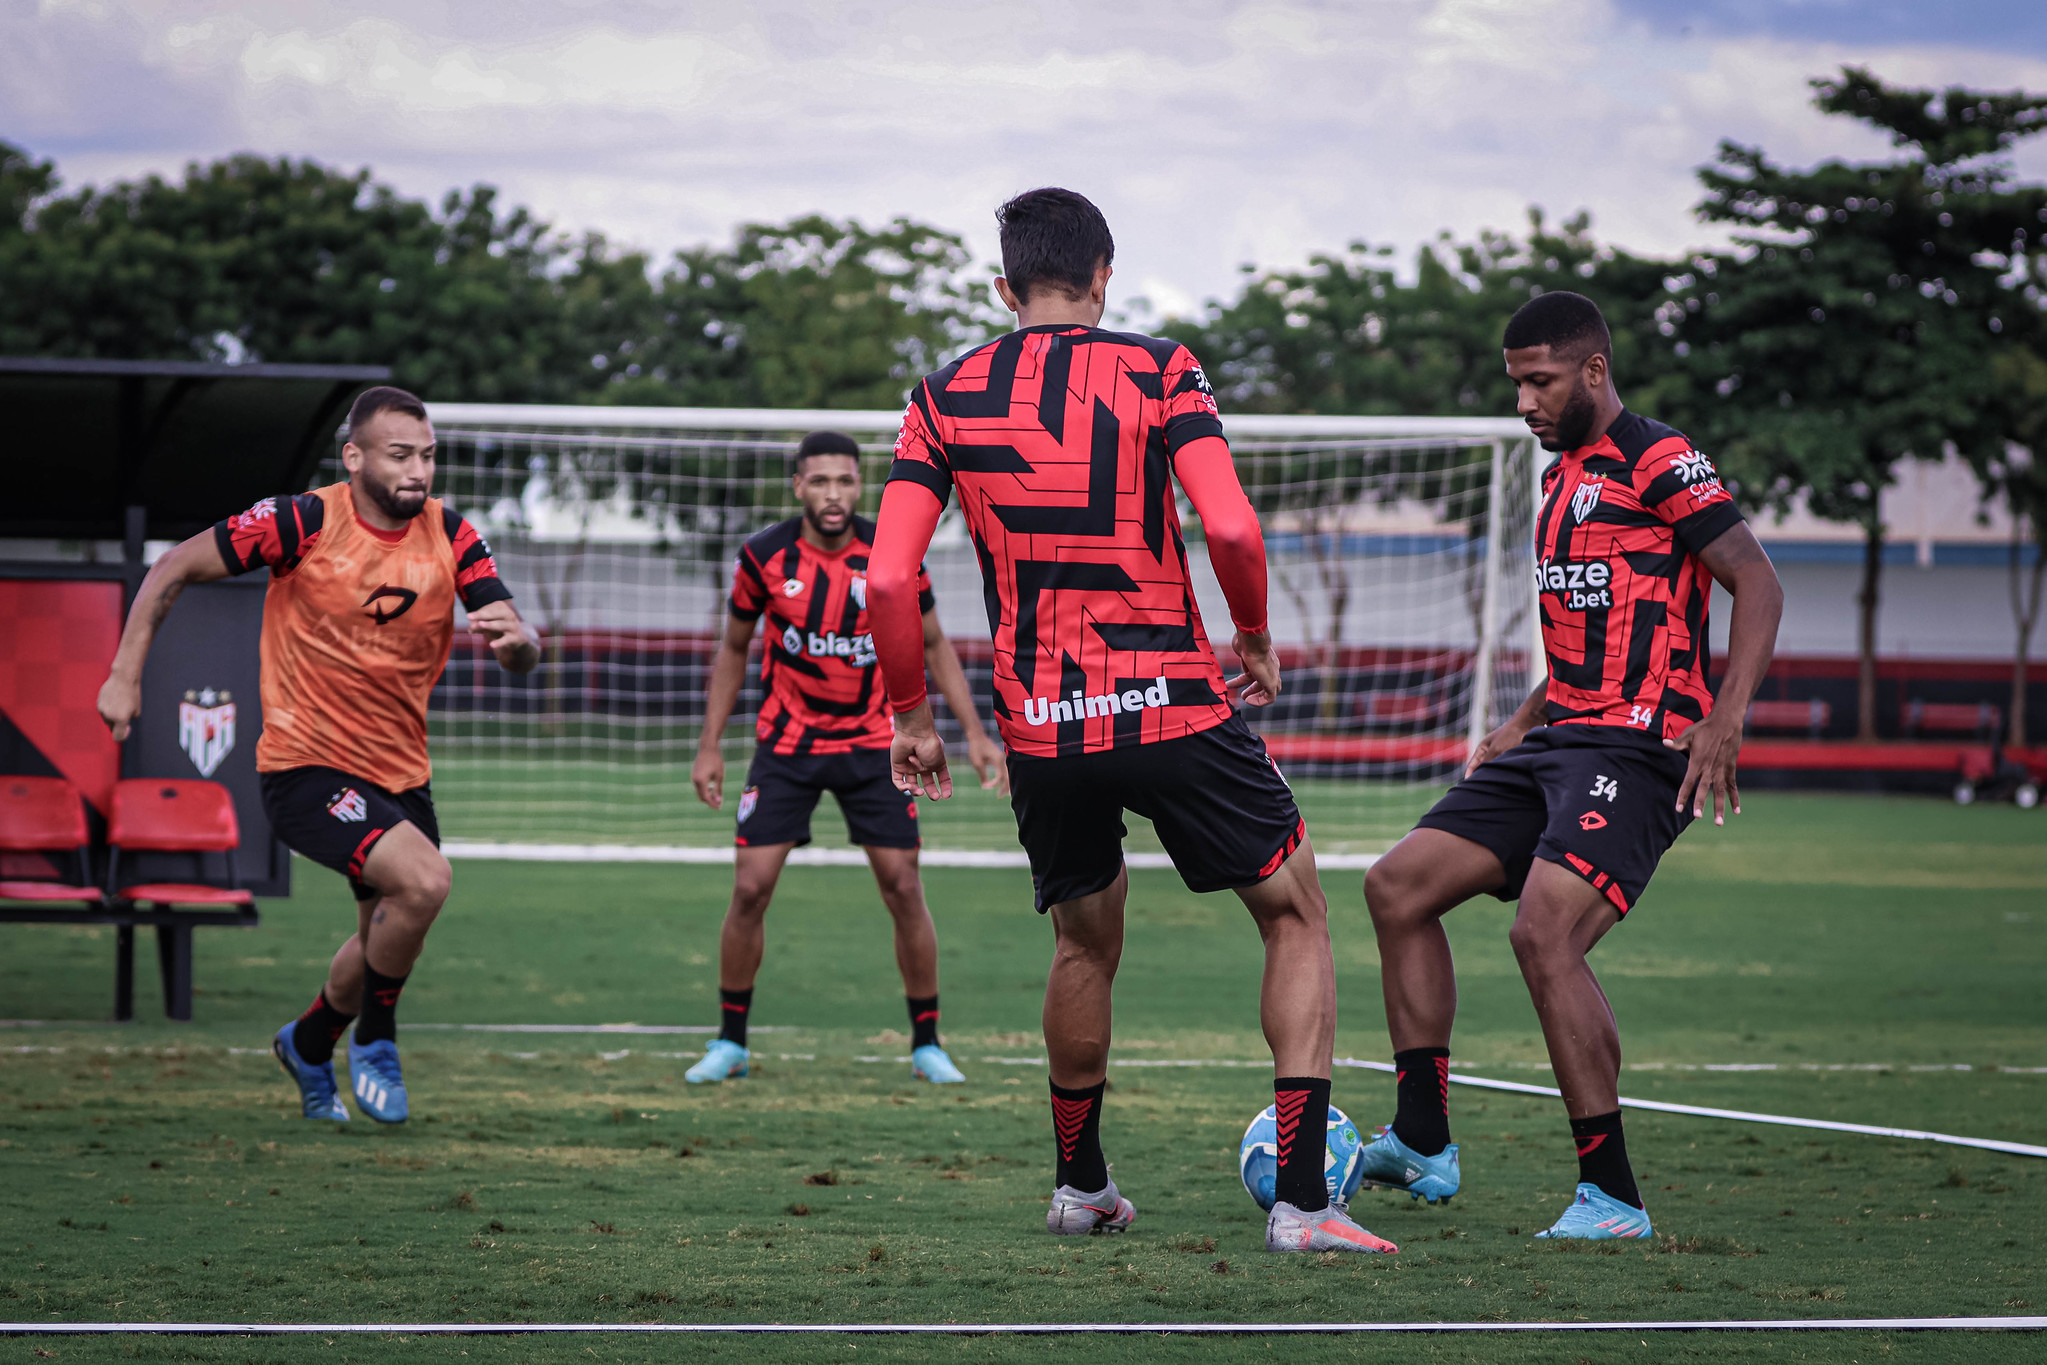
[1264,1200,1398,1254]
[1046,1179,1136,1235]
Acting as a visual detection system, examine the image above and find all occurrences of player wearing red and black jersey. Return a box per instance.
[1359,293,1783,1238]
[98,387,541,1125]
[682,431,1004,1088]
[870,188,1396,1255]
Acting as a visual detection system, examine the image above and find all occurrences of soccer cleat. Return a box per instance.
[1534,1183,1654,1240]
[272,1022,348,1122]
[346,1036,409,1123]
[1046,1179,1136,1235]
[1265,1200,1399,1254]
[911,1044,965,1084]
[684,1038,750,1084]
[1356,1125,1460,1204]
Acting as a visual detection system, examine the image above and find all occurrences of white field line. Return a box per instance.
[7,1318,2045,1336]
[1328,1059,2047,1160]
[439,841,1383,871]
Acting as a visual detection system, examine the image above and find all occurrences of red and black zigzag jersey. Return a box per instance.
[730,516,934,755]
[215,491,511,613]
[1536,410,1745,741]
[889,325,1233,757]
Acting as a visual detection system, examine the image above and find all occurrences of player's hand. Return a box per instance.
[97,672,142,743]
[692,748,726,810]
[1466,718,1533,777]
[964,730,1009,796]
[1228,629,1280,707]
[1666,711,1743,825]
[468,600,541,672]
[890,701,953,800]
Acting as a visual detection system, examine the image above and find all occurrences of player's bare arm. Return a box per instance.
[96,530,232,741]
[1666,522,1784,824]
[1468,683,1549,776]
[466,599,541,674]
[693,613,757,810]
[921,607,1006,795]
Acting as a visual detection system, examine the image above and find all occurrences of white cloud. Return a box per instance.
[7,0,2046,315]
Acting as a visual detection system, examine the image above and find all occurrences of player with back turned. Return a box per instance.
[97,386,541,1124]
[1355,293,1783,1237]
[682,431,1004,1087]
[869,188,1397,1255]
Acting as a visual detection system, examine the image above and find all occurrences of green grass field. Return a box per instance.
[3,792,2045,1363]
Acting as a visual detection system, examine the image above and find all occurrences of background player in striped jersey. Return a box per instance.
[97,386,541,1124]
[684,431,1003,1087]
[1358,293,1783,1238]
[870,188,1397,1255]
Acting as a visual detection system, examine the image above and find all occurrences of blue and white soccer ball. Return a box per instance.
[1239,1102,1366,1212]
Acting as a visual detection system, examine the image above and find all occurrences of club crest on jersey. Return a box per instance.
[177,688,236,778]
[362,584,419,625]
[736,786,759,823]
[1023,677,1172,727]
[327,788,368,823]
[849,574,867,610]
[1570,476,1605,524]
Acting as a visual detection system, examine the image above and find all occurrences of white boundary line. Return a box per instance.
[7,1317,2044,1336]
[440,841,1382,871]
[1332,1059,2047,1159]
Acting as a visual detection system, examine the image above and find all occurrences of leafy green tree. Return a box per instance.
[1676,68,2047,739]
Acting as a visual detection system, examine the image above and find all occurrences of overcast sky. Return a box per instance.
[6,1,2045,319]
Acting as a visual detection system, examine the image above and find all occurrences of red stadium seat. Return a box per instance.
[0,775,104,906]
[108,779,253,908]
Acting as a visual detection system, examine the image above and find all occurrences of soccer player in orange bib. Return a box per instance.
[98,386,540,1123]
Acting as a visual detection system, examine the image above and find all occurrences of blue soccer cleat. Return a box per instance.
[346,1036,409,1123]
[684,1038,750,1084]
[911,1044,965,1084]
[272,1022,348,1121]
[1356,1125,1460,1204]
[1535,1183,1654,1240]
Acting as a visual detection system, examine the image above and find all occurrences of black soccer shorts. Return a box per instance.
[259,766,441,903]
[1006,713,1307,913]
[1414,725,1694,917]
[734,746,920,851]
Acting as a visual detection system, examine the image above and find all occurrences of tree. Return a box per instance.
[0,141,989,411]
[1676,68,2047,740]
[1982,342,2047,747]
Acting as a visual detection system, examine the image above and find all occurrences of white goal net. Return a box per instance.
[334,406,1541,861]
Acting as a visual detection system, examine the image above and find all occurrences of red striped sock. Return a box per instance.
[1049,1080,1108,1192]
[1273,1075,1332,1212]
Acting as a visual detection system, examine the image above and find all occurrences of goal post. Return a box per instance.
[366,405,1540,859]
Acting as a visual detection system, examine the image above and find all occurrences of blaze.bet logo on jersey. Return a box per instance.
[1535,557,1613,610]
[177,688,236,778]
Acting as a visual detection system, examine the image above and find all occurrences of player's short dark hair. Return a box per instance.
[346,385,428,439]
[997,187,1115,303]
[793,429,861,474]
[1502,291,1611,363]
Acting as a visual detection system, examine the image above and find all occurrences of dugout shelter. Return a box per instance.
[0,357,388,1017]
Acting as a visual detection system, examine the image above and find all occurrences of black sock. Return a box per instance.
[1273,1076,1333,1212]
[1570,1110,1644,1209]
[718,988,753,1046]
[1391,1046,1452,1156]
[354,963,408,1046]
[291,990,356,1065]
[906,995,940,1050]
[1049,1080,1109,1193]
